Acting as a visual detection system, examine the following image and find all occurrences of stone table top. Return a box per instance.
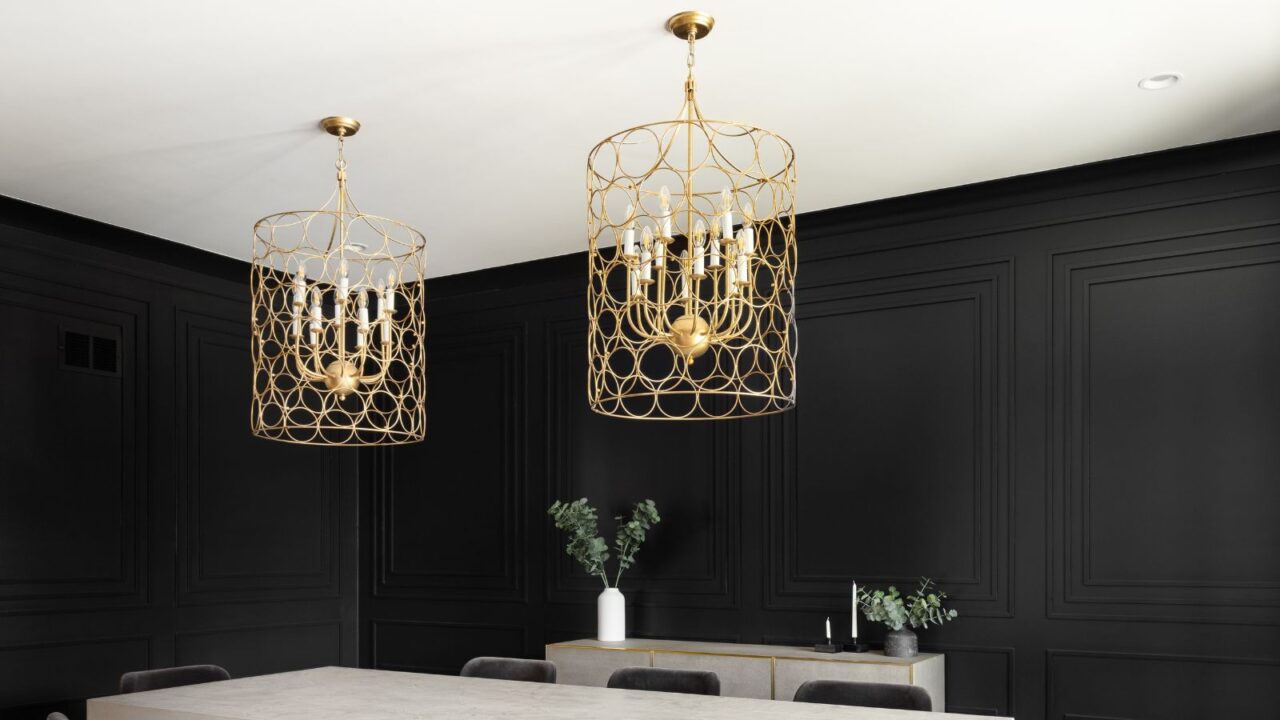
[87,666,1006,720]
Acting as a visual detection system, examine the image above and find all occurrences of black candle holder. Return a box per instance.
[843,637,870,653]
[812,640,841,653]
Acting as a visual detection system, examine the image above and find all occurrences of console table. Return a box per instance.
[546,638,945,711]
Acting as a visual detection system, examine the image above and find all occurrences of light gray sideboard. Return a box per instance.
[545,638,945,711]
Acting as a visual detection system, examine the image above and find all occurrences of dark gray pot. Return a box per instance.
[883,628,918,658]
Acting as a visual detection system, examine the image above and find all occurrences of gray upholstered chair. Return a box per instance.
[47,713,70,720]
[793,679,932,710]
[119,664,231,693]
[606,666,721,696]
[459,656,557,684]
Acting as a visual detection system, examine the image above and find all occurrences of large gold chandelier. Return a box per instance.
[250,117,427,445]
[587,11,797,420]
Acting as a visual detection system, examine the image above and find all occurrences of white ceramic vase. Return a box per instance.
[597,587,625,641]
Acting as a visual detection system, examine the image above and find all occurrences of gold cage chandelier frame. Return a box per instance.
[251,117,427,446]
[586,11,798,420]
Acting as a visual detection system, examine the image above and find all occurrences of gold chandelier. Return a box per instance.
[586,11,798,420]
[250,117,427,445]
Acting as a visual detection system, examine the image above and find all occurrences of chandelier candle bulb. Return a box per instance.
[720,188,734,239]
[338,260,349,297]
[659,186,672,237]
[679,251,691,298]
[356,293,370,348]
[623,204,637,256]
[640,246,653,282]
[709,222,721,267]
[309,289,323,344]
[726,263,737,295]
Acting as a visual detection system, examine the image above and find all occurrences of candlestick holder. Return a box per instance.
[844,637,870,653]
[812,641,841,653]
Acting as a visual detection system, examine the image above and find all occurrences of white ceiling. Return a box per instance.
[3,1,1279,277]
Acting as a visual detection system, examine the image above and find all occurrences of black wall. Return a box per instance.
[0,204,359,719]
[364,131,1280,719]
[4,131,1280,720]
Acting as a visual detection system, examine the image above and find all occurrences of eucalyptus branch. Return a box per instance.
[549,498,660,589]
[857,577,959,632]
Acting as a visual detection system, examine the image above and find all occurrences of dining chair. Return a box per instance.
[119,664,231,693]
[46,714,70,720]
[459,656,557,684]
[792,679,932,710]
[606,666,721,696]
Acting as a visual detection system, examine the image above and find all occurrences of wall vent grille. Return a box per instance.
[61,329,121,376]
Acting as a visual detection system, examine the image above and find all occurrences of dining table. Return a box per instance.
[87,666,1008,719]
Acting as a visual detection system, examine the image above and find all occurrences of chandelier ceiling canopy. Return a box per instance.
[250,117,427,445]
[586,11,798,420]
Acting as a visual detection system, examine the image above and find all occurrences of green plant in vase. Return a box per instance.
[857,578,958,657]
[548,498,660,642]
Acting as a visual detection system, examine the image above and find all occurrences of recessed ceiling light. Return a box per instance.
[1138,73,1181,91]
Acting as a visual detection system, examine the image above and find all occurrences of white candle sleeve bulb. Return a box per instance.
[309,288,323,344]
[654,234,666,267]
[726,263,737,295]
[373,282,384,342]
[693,220,706,275]
[640,229,654,281]
[736,251,748,281]
[384,271,396,314]
[709,222,721,267]
[721,187,734,239]
[338,260,349,298]
[741,201,756,254]
[622,203,636,257]
[659,186,672,238]
[357,292,369,330]
[679,251,690,298]
[292,270,307,306]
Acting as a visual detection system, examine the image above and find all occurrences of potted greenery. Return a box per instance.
[857,578,958,657]
[548,498,661,642]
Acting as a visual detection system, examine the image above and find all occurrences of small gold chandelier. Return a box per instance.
[250,117,427,445]
[586,11,798,420]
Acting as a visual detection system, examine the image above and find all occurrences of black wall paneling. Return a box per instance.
[764,260,1012,618]
[363,132,1280,720]
[0,201,358,720]
[374,322,527,602]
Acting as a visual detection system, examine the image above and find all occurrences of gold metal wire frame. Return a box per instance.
[251,131,427,445]
[585,14,797,420]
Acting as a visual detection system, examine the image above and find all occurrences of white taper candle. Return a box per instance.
[852,581,858,639]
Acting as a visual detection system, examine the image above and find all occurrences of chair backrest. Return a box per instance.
[606,666,721,696]
[459,657,557,684]
[47,713,70,720]
[793,679,931,711]
[119,664,231,693]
